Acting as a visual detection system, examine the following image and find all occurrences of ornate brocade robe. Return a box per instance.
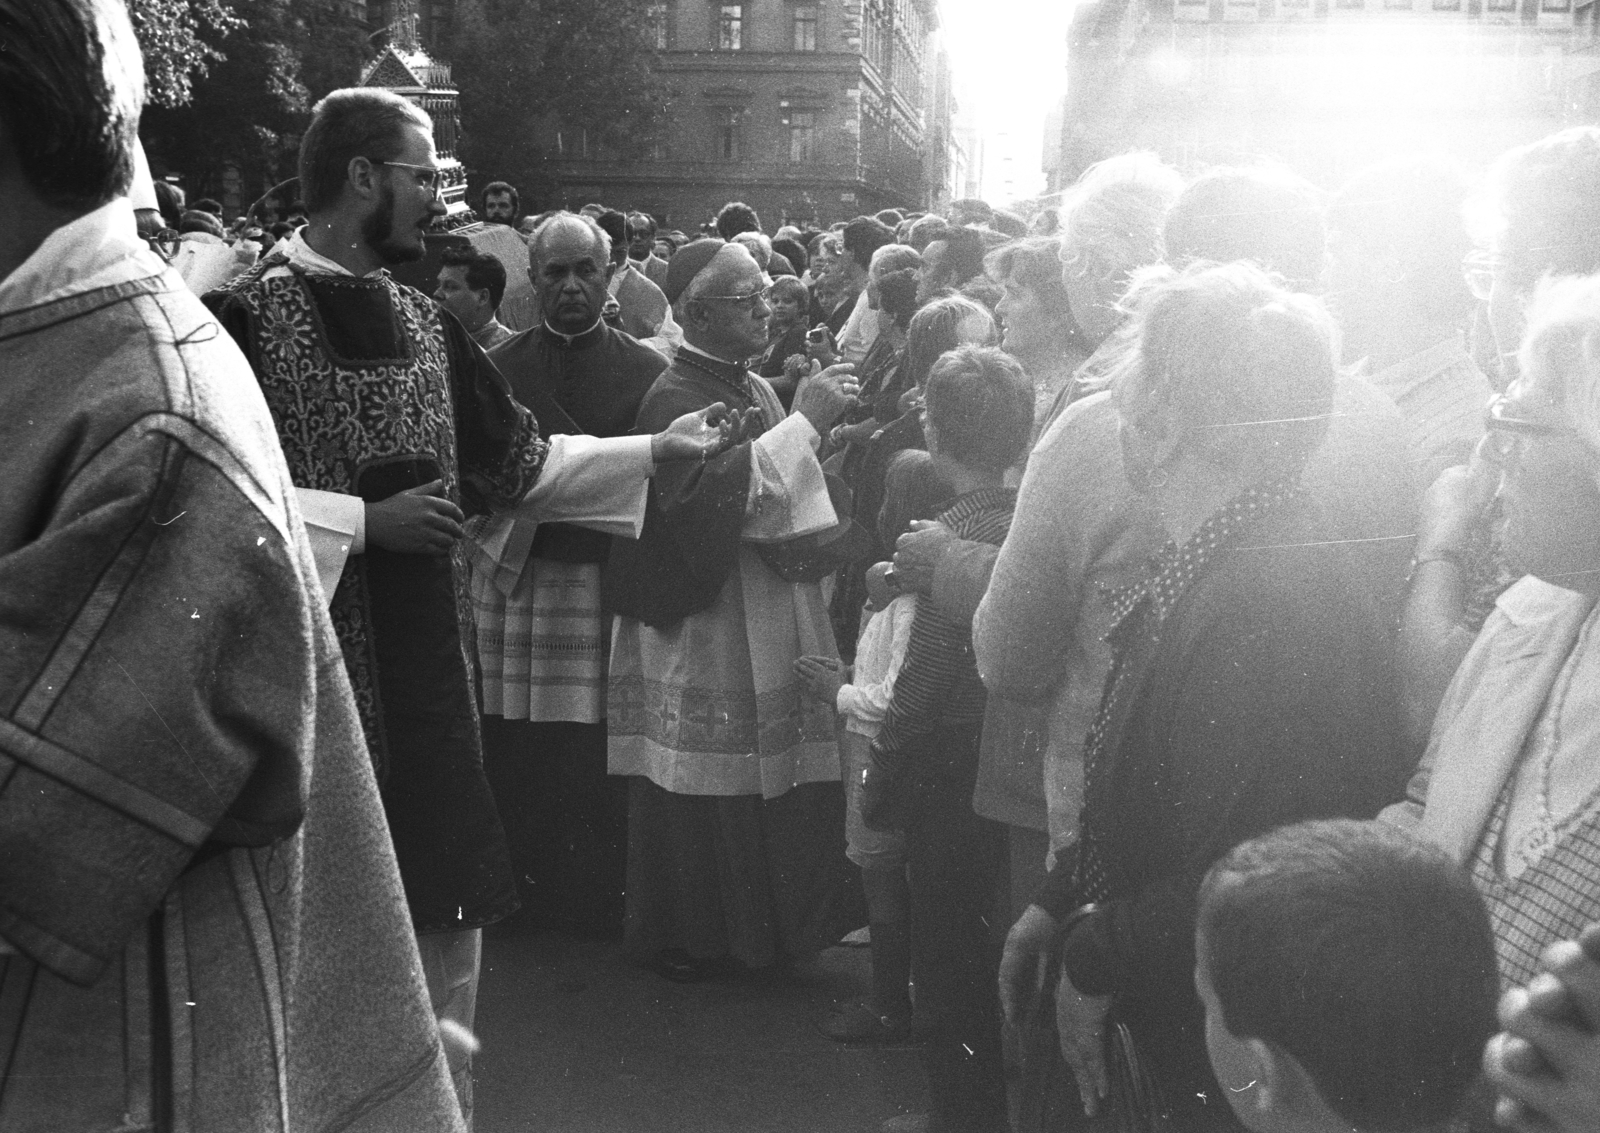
[209,248,546,931]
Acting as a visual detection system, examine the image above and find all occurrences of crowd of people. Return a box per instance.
[8,1,1600,1132]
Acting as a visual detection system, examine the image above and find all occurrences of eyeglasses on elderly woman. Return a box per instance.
[1483,391,1591,461]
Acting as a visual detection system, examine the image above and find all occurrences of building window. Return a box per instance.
[714,108,742,159]
[717,4,743,49]
[1485,0,1517,10]
[1431,0,1461,8]
[1335,0,1365,9]
[785,108,816,161]
[1543,0,1572,11]
[792,5,818,50]
[647,3,669,48]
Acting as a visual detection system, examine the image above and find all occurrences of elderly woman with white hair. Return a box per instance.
[891,154,1185,891]
[1386,274,1600,1006]
[1003,262,1407,1130]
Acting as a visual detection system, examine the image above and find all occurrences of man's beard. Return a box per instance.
[362,185,426,265]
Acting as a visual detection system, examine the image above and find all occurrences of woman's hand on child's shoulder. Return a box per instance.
[864,561,897,610]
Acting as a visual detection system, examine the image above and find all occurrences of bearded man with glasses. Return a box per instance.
[606,238,869,983]
[207,88,743,1119]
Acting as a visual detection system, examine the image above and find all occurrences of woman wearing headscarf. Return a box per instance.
[1002,262,1408,1130]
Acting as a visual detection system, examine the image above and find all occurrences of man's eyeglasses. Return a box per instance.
[373,159,444,195]
[695,286,772,312]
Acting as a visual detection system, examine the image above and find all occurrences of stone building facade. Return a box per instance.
[543,0,948,229]
[1046,0,1598,189]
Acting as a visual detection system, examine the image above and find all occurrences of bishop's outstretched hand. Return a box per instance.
[650,403,763,462]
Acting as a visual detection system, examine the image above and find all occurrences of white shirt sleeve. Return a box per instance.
[296,488,365,607]
[835,595,917,724]
[742,412,838,541]
[835,290,879,366]
[510,432,654,538]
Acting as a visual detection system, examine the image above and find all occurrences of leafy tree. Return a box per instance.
[451,0,667,206]
[140,0,373,215]
[129,0,243,107]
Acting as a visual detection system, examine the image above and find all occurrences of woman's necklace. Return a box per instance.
[1511,615,1600,872]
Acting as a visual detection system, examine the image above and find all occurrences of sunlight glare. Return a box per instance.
[938,0,1078,204]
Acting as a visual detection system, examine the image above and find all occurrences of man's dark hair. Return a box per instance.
[1330,157,1475,326]
[0,0,144,210]
[1164,165,1327,292]
[772,237,808,278]
[298,88,433,214]
[877,268,921,329]
[153,180,185,229]
[595,210,629,264]
[482,180,519,216]
[626,211,658,241]
[930,226,989,289]
[179,209,225,237]
[842,216,896,272]
[923,344,1034,475]
[192,197,223,217]
[716,200,762,241]
[1198,819,1498,1133]
[439,245,508,312]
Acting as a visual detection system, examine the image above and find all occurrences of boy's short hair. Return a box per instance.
[1198,819,1499,1133]
[767,275,808,306]
[922,345,1034,475]
[843,215,897,272]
